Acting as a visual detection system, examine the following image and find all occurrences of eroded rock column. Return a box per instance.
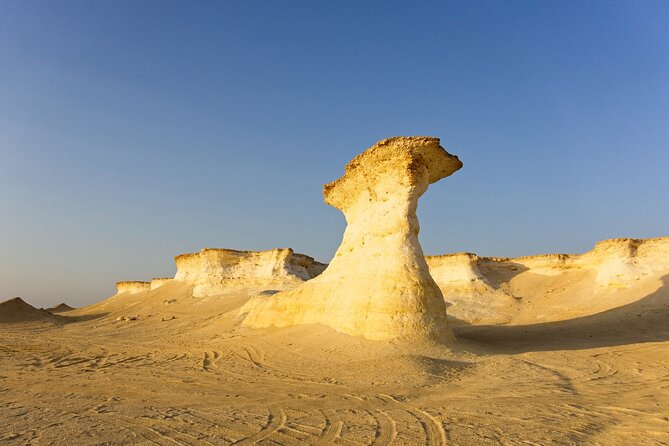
[241,136,463,341]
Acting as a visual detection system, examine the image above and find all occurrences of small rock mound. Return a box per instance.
[0,297,57,323]
[45,303,75,313]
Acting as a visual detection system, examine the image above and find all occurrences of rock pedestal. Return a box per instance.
[241,136,462,341]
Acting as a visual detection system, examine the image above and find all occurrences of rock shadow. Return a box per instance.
[477,260,529,291]
[455,274,669,353]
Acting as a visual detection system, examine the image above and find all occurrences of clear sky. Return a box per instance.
[1,1,668,307]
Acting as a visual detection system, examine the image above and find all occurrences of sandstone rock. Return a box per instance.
[426,253,517,325]
[241,136,462,341]
[116,281,151,294]
[428,237,669,325]
[174,248,326,297]
[577,238,669,288]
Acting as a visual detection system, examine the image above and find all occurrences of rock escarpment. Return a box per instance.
[116,281,151,294]
[241,136,463,341]
[426,253,518,325]
[428,237,669,325]
[174,248,326,297]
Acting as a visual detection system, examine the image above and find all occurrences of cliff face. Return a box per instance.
[241,136,463,341]
[428,237,669,325]
[174,248,326,297]
[578,238,669,289]
[116,281,151,294]
[426,253,518,325]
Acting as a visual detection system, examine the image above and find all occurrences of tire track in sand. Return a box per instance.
[370,410,397,445]
[410,408,447,446]
[230,406,286,445]
[313,409,343,445]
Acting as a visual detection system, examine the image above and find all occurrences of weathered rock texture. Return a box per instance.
[427,237,669,325]
[241,136,463,341]
[174,248,327,297]
[116,281,151,294]
[426,253,518,325]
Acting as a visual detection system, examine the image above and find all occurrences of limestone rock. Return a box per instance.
[116,281,151,294]
[241,136,462,341]
[426,253,517,325]
[174,248,326,297]
[580,238,669,288]
[428,236,669,325]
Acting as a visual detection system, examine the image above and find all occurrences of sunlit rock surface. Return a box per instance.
[115,281,151,294]
[241,136,462,341]
[174,248,326,297]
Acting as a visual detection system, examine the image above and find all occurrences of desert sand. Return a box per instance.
[1,137,668,445]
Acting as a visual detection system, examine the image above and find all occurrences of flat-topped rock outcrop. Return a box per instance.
[116,281,151,294]
[427,237,669,325]
[174,248,327,297]
[241,136,463,341]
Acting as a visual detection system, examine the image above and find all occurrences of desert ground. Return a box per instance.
[2,139,668,445]
[1,238,668,446]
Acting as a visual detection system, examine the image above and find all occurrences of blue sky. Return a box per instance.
[1,1,668,307]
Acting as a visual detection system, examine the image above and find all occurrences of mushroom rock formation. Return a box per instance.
[241,136,463,341]
[174,248,327,297]
[116,281,151,294]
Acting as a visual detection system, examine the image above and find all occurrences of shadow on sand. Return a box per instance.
[454,274,669,353]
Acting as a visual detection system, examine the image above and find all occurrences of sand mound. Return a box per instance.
[242,136,462,341]
[45,303,75,313]
[0,297,59,323]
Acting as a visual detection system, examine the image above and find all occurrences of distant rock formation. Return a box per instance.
[174,248,327,297]
[427,237,669,325]
[241,136,463,341]
[582,238,669,289]
[426,253,517,325]
[45,303,75,313]
[150,278,173,290]
[0,297,59,323]
[116,281,151,294]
